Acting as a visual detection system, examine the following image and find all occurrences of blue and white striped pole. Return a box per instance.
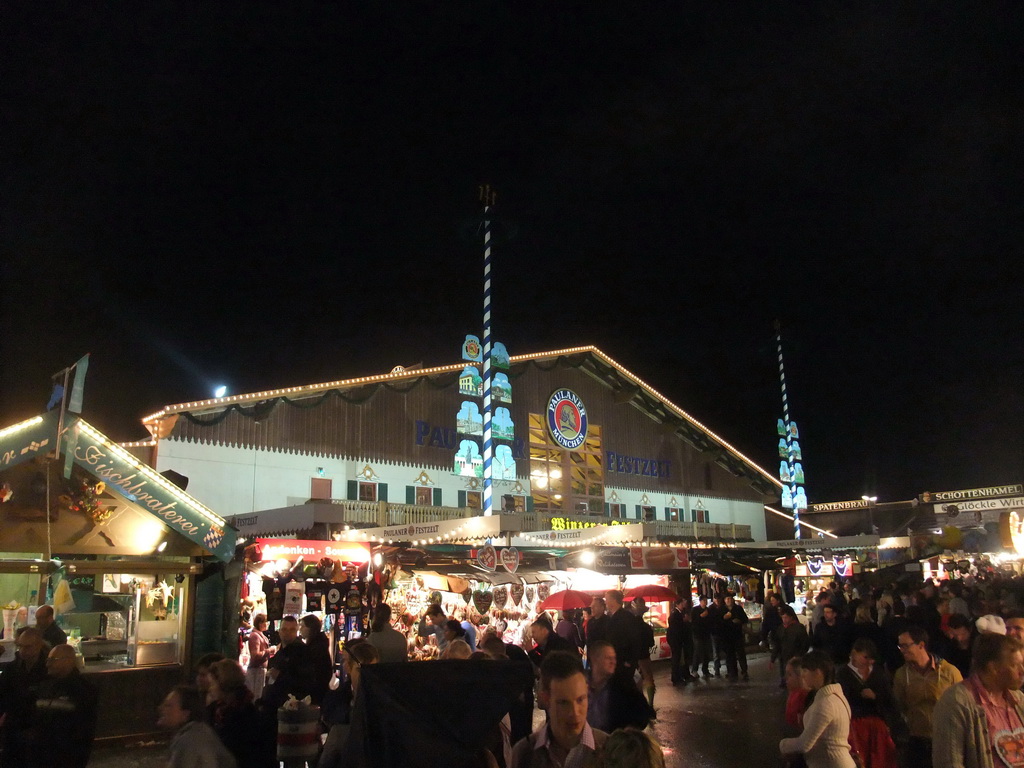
[481,187,495,516]
[775,322,799,538]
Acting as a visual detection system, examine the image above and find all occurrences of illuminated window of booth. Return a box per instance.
[415,486,433,506]
[608,503,626,519]
[358,482,377,502]
[692,508,710,523]
[466,491,482,509]
[666,507,681,521]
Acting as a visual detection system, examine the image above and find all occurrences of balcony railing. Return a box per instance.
[320,499,751,541]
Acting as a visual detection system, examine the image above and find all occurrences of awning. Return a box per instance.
[732,534,881,551]
[338,514,519,544]
[227,503,349,538]
[411,570,470,594]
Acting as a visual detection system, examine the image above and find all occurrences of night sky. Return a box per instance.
[3,4,1022,507]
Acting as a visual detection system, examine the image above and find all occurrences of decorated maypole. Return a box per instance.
[775,321,807,537]
[481,185,495,516]
[453,188,514,518]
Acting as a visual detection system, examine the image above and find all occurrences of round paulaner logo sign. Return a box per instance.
[547,389,588,450]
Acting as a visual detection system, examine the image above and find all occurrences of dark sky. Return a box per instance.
[3,3,1023,506]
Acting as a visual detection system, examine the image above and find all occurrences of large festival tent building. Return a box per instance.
[139,346,782,549]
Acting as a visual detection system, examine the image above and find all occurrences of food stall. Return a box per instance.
[0,414,236,742]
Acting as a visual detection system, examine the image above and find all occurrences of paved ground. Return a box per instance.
[89,651,785,767]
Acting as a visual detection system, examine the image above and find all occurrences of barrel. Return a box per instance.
[277,704,321,762]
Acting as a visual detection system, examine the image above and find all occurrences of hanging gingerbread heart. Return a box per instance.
[472,590,494,614]
[462,588,473,604]
[492,586,508,608]
[525,586,535,603]
[510,583,525,605]
[537,583,550,601]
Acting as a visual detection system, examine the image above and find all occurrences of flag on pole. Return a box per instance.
[68,354,90,413]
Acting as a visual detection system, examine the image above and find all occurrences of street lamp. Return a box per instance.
[862,496,878,534]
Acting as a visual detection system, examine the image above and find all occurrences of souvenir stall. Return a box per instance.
[368,543,550,655]
[238,538,371,664]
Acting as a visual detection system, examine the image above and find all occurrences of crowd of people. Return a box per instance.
[0,622,97,768]
[769,576,1024,768]
[148,588,668,767]
[14,572,1024,767]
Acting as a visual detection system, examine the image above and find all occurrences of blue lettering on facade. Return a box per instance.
[415,420,522,458]
[605,451,670,479]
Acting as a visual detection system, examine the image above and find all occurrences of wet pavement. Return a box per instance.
[88,650,785,767]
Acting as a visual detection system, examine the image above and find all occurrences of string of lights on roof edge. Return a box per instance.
[139,344,780,487]
[0,415,44,438]
[764,505,838,538]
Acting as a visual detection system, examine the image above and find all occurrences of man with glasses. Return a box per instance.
[893,626,962,768]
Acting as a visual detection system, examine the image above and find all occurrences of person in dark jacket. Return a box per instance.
[761,593,784,656]
[527,617,579,669]
[261,616,314,712]
[690,596,715,678]
[851,604,887,661]
[722,594,749,681]
[300,613,333,706]
[836,638,898,768]
[0,627,48,767]
[27,643,97,768]
[586,642,655,732]
[209,659,273,768]
[939,613,974,678]
[709,594,728,677]
[667,597,695,685]
[585,597,610,659]
[812,604,852,665]
[605,590,643,683]
[771,607,810,686]
[880,598,910,673]
[33,606,67,649]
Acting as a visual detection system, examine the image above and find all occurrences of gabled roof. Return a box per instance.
[0,412,237,562]
[142,345,782,496]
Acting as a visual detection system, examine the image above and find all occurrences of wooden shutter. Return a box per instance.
[378,483,388,502]
[347,480,358,500]
[459,490,467,508]
[433,488,442,506]
[310,478,332,500]
[406,486,415,504]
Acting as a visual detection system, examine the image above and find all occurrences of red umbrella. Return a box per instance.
[625,584,680,602]
[537,589,594,611]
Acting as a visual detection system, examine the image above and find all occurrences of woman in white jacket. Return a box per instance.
[780,650,857,768]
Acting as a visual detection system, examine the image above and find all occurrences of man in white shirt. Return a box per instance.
[509,651,608,768]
